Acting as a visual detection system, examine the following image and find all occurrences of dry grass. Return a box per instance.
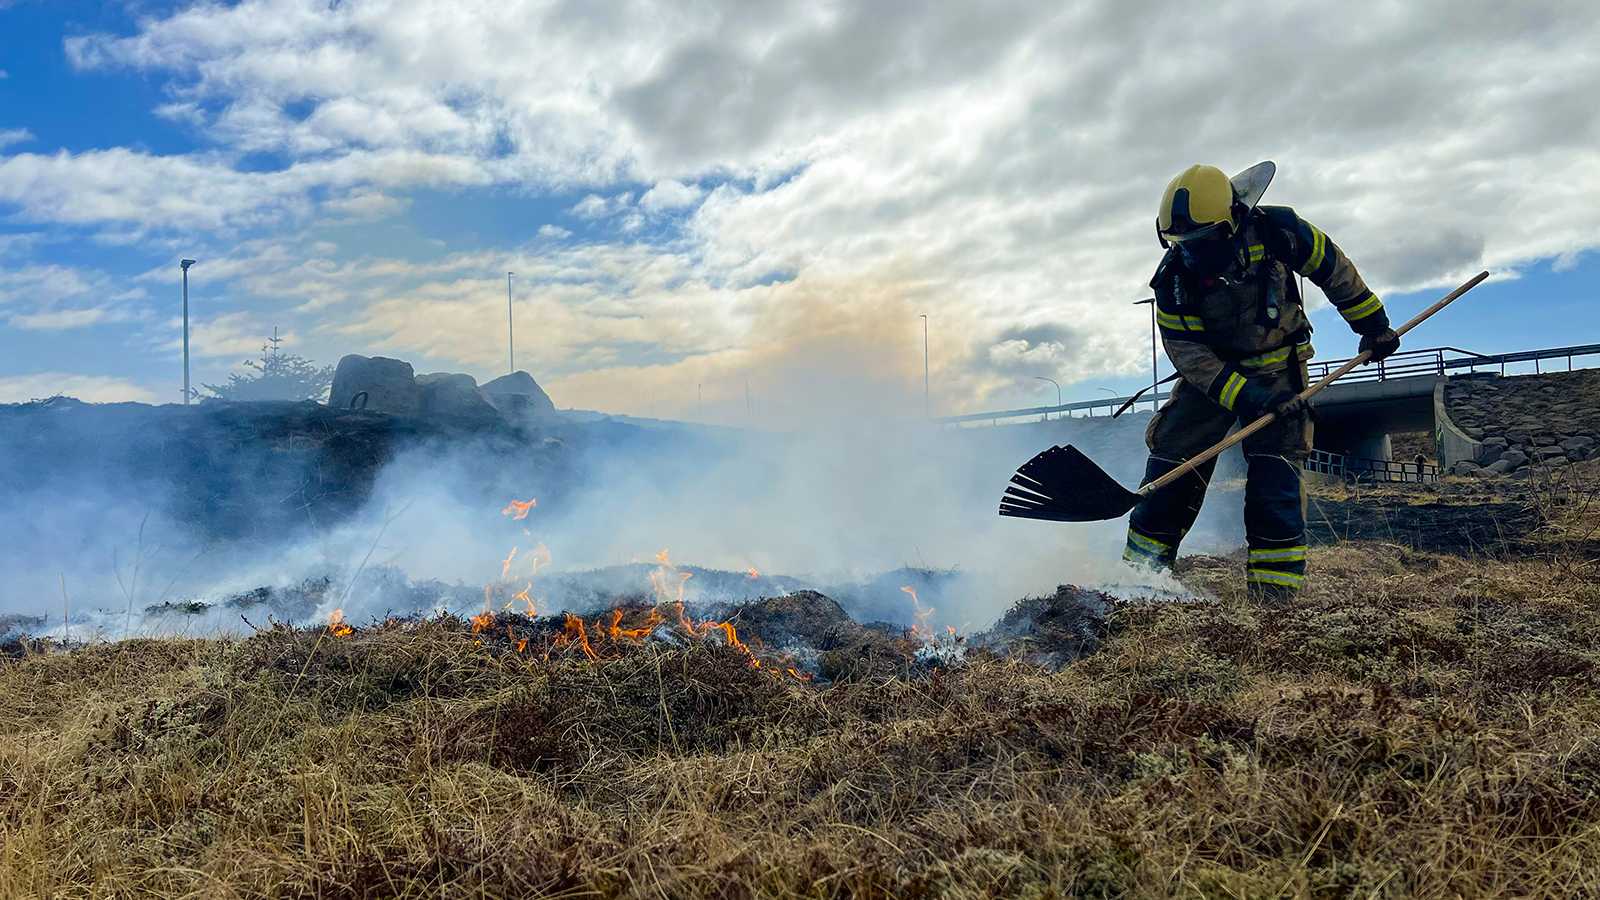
[4,540,1600,898]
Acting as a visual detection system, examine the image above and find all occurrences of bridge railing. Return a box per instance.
[1307,343,1600,383]
[1305,449,1437,484]
[938,343,1600,427]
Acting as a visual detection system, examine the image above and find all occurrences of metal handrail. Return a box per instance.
[936,392,1171,425]
[941,342,1600,427]
[1306,449,1437,484]
[1308,343,1600,383]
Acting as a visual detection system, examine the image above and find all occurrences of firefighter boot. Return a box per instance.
[1244,453,1307,604]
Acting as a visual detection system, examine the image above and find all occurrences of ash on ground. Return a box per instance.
[975,585,1115,670]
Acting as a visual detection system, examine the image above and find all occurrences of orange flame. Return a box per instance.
[561,612,598,660]
[527,542,552,573]
[501,547,517,578]
[513,583,535,616]
[328,609,353,637]
[471,609,496,633]
[787,667,814,681]
[605,608,664,643]
[902,585,935,639]
[502,498,536,520]
[649,550,694,604]
[747,567,760,579]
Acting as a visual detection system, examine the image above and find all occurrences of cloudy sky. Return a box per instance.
[1,0,1597,422]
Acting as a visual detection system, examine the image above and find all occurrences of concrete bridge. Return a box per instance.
[938,343,1600,466]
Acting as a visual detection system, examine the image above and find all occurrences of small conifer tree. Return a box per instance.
[202,330,334,402]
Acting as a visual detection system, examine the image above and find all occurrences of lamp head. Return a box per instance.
[181,259,196,270]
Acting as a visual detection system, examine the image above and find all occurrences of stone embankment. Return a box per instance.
[1444,370,1600,477]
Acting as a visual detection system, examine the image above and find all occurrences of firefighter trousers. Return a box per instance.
[1122,369,1311,594]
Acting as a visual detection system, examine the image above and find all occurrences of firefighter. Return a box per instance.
[1122,163,1400,602]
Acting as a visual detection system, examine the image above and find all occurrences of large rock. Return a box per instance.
[330,355,419,415]
[416,373,500,421]
[1451,460,1484,478]
[481,371,558,419]
[1561,435,1596,455]
[1532,445,1569,464]
[1499,449,1529,470]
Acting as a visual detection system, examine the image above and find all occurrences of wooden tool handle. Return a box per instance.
[1139,270,1490,496]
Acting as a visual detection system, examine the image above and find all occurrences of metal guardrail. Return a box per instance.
[937,391,1171,426]
[942,343,1600,428]
[1307,343,1600,383]
[1305,449,1437,484]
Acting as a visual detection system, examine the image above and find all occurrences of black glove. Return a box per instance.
[1241,388,1305,421]
[1359,327,1400,363]
[1263,390,1306,420]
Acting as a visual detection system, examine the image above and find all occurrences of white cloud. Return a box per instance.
[2,0,1594,415]
[570,192,633,219]
[537,224,571,239]
[321,190,408,221]
[0,128,32,149]
[0,263,147,330]
[0,373,157,404]
[170,310,286,360]
[639,179,704,213]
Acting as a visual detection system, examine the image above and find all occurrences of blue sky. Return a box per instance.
[1,0,1597,422]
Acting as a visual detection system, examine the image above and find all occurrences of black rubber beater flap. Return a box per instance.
[997,444,1141,523]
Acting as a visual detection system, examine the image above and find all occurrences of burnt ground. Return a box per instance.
[1306,492,1542,554]
[1303,458,1600,558]
[5,537,1600,898]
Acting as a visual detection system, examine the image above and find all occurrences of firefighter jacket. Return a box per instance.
[1151,205,1390,416]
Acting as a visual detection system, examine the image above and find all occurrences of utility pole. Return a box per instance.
[180,259,195,404]
[1134,298,1158,410]
[507,272,515,375]
[1034,376,1060,420]
[920,314,929,418]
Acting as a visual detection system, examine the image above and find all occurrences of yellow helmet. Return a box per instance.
[1156,164,1237,245]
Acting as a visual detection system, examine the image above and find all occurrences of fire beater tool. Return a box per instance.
[998,270,1490,523]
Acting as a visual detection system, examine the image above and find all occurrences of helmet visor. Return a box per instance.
[1160,219,1229,243]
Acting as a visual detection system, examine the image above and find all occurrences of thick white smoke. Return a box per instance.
[0,398,1240,642]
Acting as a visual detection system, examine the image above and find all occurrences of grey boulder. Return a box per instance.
[416,373,500,421]
[1533,445,1570,463]
[1484,458,1517,476]
[331,355,419,415]
[481,371,558,419]
[1498,450,1529,470]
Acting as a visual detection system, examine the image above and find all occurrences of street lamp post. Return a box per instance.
[507,272,515,375]
[180,259,195,404]
[1033,376,1060,420]
[920,314,929,418]
[1134,298,1158,410]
